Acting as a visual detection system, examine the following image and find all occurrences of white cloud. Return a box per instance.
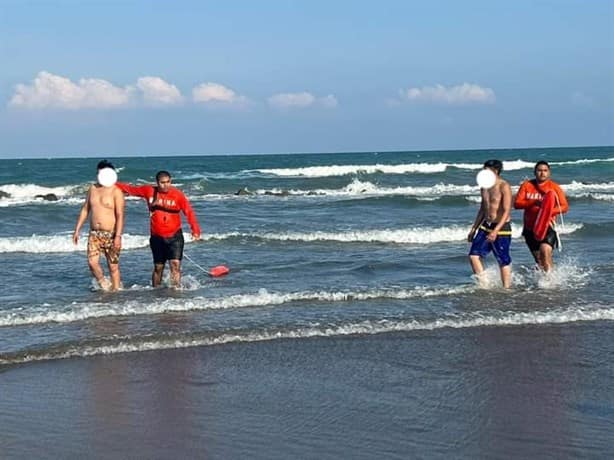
[268,91,338,109]
[10,73,339,112]
[9,71,134,109]
[192,82,247,106]
[9,71,188,110]
[399,83,496,105]
[78,78,133,108]
[137,77,183,105]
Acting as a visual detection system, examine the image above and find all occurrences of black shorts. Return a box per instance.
[522,227,558,252]
[150,230,184,264]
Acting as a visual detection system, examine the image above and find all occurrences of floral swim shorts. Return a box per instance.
[87,230,120,264]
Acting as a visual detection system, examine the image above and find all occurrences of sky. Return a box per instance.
[0,0,613,158]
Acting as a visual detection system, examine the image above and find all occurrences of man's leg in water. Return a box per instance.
[105,258,121,291]
[169,259,181,287]
[469,255,488,286]
[88,253,111,290]
[152,263,165,287]
[539,243,554,272]
[530,249,541,268]
[500,264,512,289]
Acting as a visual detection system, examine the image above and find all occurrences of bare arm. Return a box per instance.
[553,183,569,215]
[492,182,512,234]
[73,188,91,245]
[181,194,201,239]
[113,187,125,249]
[468,193,486,242]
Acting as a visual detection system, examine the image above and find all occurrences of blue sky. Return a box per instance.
[1,0,612,158]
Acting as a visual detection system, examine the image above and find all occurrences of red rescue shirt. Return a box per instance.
[514,179,569,230]
[116,183,201,238]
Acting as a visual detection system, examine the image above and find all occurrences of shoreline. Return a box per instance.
[3,323,614,458]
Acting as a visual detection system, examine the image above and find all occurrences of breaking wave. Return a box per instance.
[250,158,614,178]
[0,223,584,253]
[2,302,612,366]
[0,285,474,327]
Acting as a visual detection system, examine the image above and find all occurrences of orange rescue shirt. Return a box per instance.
[116,183,201,238]
[514,179,569,230]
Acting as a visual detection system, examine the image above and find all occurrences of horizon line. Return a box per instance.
[0,144,611,161]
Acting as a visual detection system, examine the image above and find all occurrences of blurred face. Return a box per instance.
[534,164,551,183]
[157,175,171,193]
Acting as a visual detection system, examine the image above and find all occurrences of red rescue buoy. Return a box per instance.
[533,190,556,241]
[209,265,230,277]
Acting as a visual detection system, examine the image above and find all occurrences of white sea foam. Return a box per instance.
[183,157,614,182]
[180,181,614,203]
[253,157,614,178]
[254,163,449,177]
[552,157,614,166]
[251,159,546,177]
[0,259,596,331]
[243,226,485,243]
[0,183,80,207]
[0,223,583,254]
[563,181,614,194]
[488,258,591,290]
[534,258,592,290]
[0,183,75,198]
[100,274,202,292]
[0,285,475,327]
[204,227,476,244]
[583,193,614,202]
[471,265,507,289]
[0,233,150,253]
[2,178,612,206]
[3,302,613,365]
[451,160,537,171]
[255,179,480,198]
[500,159,536,171]
[218,222,582,244]
[247,179,614,201]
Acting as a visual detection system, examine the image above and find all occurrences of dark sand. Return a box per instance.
[2,322,614,459]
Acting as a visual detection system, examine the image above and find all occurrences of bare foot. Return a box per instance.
[98,277,112,291]
[474,271,489,288]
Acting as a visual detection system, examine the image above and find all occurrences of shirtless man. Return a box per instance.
[468,159,513,288]
[72,160,125,291]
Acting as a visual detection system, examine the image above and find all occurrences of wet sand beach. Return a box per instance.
[2,321,613,459]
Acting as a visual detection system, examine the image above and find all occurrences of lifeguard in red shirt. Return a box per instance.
[117,170,201,287]
[514,161,568,272]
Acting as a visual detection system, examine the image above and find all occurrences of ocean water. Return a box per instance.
[1,146,614,456]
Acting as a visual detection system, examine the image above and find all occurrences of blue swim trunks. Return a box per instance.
[469,221,512,267]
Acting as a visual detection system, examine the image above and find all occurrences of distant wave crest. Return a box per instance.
[251,158,614,178]
[242,179,614,201]
[2,178,614,207]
